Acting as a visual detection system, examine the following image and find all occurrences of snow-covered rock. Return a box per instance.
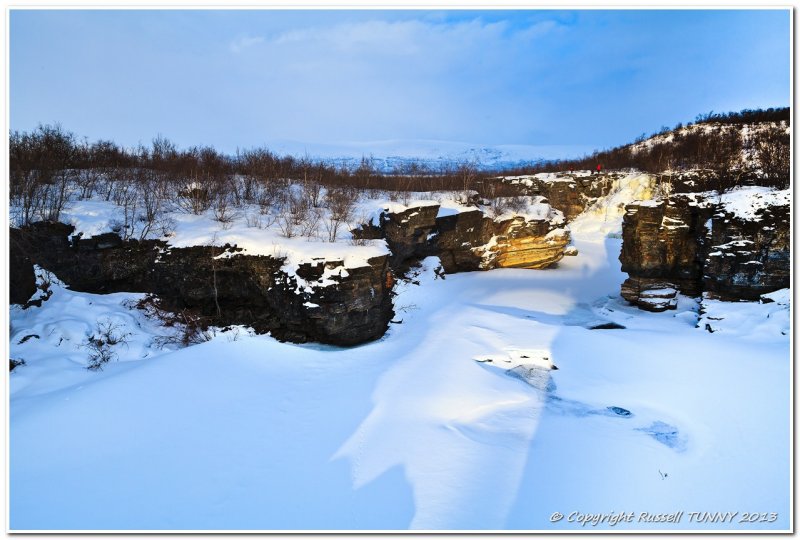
[619,187,789,308]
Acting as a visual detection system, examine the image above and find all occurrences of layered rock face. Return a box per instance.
[620,189,789,310]
[482,217,570,270]
[619,196,714,310]
[501,173,619,220]
[355,202,570,274]
[10,223,393,346]
[703,194,790,300]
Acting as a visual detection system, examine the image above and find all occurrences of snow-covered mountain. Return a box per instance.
[265,138,595,171]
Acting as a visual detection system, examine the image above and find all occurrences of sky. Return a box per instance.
[9,9,791,159]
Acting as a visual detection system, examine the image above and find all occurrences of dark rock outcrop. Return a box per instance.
[9,230,36,305]
[703,197,790,300]
[356,203,440,270]
[10,223,393,346]
[433,209,495,272]
[355,202,569,274]
[620,190,789,308]
[500,173,620,220]
[619,196,714,309]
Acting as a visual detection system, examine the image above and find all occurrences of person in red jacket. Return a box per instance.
[596,163,602,174]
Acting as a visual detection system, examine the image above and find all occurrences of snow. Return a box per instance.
[9,179,790,532]
[47,185,572,288]
[635,199,662,208]
[436,201,478,218]
[641,287,678,297]
[60,200,124,238]
[698,290,790,339]
[717,186,790,221]
[43,190,395,284]
[166,213,389,282]
[638,297,678,310]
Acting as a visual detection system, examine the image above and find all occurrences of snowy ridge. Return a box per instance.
[628,121,789,168]
[265,139,594,172]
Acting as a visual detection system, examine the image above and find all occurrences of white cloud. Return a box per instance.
[229,35,265,54]
[220,17,567,143]
[269,18,534,57]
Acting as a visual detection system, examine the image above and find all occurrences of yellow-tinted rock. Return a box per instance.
[475,215,571,269]
[492,228,570,269]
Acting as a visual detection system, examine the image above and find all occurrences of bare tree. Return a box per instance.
[753,126,790,188]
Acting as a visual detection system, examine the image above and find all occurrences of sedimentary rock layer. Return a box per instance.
[619,189,789,309]
[355,202,570,273]
[10,223,393,346]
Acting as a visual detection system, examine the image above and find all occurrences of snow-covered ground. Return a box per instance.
[717,185,791,220]
[9,212,790,531]
[50,185,567,287]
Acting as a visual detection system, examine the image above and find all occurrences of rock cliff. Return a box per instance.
[619,188,789,310]
[703,190,790,300]
[499,173,620,220]
[10,223,393,346]
[355,201,570,273]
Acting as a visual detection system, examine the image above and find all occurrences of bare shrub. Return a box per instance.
[506,195,528,214]
[287,186,311,225]
[9,125,77,225]
[245,213,265,229]
[134,296,216,348]
[83,319,131,371]
[76,166,103,200]
[277,212,296,238]
[488,197,509,218]
[111,174,140,240]
[298,208,322,239]
[256,179,287,215]
[324,187,358,242]
[348,212,374,246]
[303,178,325,208]
[212,193,238,228]
[177,176,212,214]
[138,171,174,239]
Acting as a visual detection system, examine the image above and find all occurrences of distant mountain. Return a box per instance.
[264,139,595,172]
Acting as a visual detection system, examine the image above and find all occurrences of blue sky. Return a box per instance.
[10,9,790,157]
